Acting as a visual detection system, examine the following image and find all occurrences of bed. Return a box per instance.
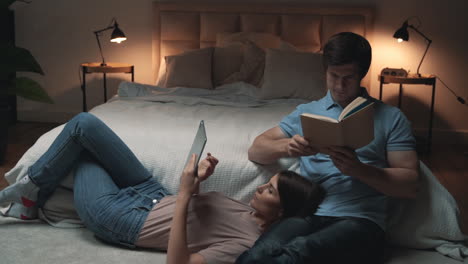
[1,2,467,263]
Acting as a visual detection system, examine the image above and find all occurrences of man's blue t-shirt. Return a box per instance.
[279,89,416,230]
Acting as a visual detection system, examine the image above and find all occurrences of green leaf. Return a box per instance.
[0,44,44,75]
[13,77,54,104]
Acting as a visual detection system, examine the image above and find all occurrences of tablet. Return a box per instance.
[184,120,207,172]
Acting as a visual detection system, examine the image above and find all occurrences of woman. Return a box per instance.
[0,113,324,264]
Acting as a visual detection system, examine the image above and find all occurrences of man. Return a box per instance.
[236,32,420,264]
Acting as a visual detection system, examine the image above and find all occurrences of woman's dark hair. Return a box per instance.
[322,32,372,80]
[277,170,325,218]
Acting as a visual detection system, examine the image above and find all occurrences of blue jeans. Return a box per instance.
[236,215,386,264]
[28,113,170,247]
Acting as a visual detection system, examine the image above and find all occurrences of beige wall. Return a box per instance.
[13,0,154,121]
[12,0,468,143]
[370,0,468,144]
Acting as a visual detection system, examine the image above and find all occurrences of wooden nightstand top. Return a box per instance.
[81,62,133,73]
[378,74,436,85]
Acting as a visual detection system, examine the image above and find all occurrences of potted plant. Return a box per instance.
[0,0,54,164]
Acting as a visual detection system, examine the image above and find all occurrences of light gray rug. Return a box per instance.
[1,216,465,264]
[0,216,166,264]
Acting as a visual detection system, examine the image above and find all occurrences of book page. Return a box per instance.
[342,101,374,121]
[341,106,374,149]
[338,96,367,121]
[300,97,374,149]
[301,113,338,123]
[300,115,344,147]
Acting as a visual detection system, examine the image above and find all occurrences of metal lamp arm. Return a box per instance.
[94,31,106,66]
[93,18,119,66]
[408,25,433,76]
[94,18,117,34]
[93,25,114,66]
[94,26,113,34]
[408,24,432,43]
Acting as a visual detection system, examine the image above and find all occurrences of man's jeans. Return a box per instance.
[236,215,386,264]
[28,113,170,247]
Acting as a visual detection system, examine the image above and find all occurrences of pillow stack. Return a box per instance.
[156,32,277,89]
[156,32,326,101]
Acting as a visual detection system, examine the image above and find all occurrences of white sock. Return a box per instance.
[0,175,39,208]
[0,202,38,220]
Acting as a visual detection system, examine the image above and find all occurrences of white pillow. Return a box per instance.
[259,48,326,100]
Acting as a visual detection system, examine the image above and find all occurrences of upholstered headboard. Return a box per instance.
[152,2,373,84]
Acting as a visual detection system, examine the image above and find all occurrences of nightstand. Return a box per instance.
[378,74,436,154]
[81,62,134,112]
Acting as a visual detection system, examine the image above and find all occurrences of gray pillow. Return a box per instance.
[259,48,326,100]
[164,47,214,89]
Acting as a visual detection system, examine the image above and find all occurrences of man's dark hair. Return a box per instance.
[277,170,325,218]
[323,32,372,79]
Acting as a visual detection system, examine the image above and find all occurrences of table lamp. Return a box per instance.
[94,18,127,66]
[393,17,432,77]
[393,18,465,104]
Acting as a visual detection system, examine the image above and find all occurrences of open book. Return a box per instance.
[300,96,375,149]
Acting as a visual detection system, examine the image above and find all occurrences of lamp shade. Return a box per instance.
[393,21,409,42]
[94,18,127,66]
[110,23,127,43]
[392,18,433,76]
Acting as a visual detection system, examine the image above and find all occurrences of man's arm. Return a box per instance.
[327,147,420,198]
[248,126,318,165]
[361,150,420,198]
